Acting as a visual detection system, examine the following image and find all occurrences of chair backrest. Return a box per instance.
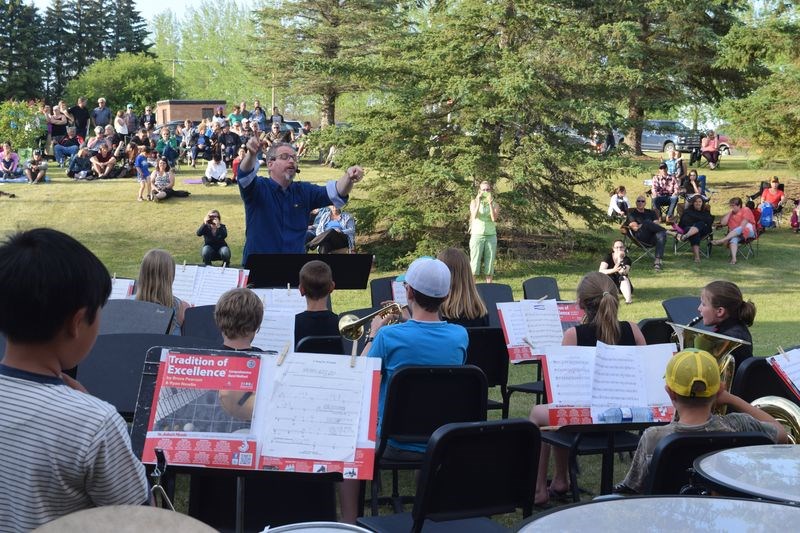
[99,299,175,335]
[646,431,773,495]
[465,327,509,389]
[181,305,223,344]
[75,333,216,419]
[295,335,345,355]
[370,276,396,308]
[731,356,798,403]
[338,307,375,355]
[637,318,673,345]
[380,365,488,450]
[661,296,702,326]
[411,419,540,530]
[522,277,561,301]
[475,283,514,328]
[0,335,5,357]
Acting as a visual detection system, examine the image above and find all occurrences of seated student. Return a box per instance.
[437,247,490,327]
[626,195,667,271]
[24,149,48,184]
[607,185,629,219]
[698,280,756,370]
[339,257,468,523]
[197,209,231,265]
[215,288,264,351]
[617,349,787,494]
[294,260,339,349]
[0,228,149,530]
[68,148,94,180]
[712,197,756,265]
[135,249,190,335]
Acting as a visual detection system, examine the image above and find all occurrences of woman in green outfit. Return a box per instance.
[469,181,499,282]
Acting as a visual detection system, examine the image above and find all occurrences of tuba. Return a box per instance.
[668,318,749,414]
[751,396,800,445]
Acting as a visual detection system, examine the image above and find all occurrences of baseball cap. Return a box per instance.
[658,163,668,170]
[126,103,133,108]
[665,349,720,398]
[403,257,451,298]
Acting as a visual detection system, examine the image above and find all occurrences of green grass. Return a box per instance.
[2,152,799,520]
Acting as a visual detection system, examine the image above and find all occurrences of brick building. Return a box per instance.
[154,100,227,125]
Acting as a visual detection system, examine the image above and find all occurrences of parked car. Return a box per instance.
[154,120,201,136]
[640,120,701,154]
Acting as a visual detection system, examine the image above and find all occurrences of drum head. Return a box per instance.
[267,522,372,532]
[33,505,216,532]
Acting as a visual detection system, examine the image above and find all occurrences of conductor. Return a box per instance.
[237,138,364,264]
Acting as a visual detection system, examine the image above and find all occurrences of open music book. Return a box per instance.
[141,348,381,479]
[542,342,676,425]
[767,349,800,402]
[497,299,585,363]
[172,265,250,307]
[108,277,135,300]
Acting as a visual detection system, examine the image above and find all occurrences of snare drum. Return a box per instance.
[33,505,216,532]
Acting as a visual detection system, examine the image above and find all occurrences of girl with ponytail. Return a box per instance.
[698,280,756,368]
[531,271,645,505]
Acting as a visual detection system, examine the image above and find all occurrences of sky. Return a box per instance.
[29,0,193,20]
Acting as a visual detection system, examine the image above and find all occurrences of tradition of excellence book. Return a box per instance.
[141,348,382,480]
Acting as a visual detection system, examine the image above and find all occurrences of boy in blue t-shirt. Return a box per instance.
[134,145,152,201]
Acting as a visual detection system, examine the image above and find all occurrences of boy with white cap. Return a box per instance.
[341,257,468,522]
[617,349,787,493]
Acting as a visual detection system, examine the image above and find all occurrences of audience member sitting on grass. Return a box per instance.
[134,146,152,201]
[0,142,21,179]
[599,240,633,304]
[531,272,646,506]
[607,185,629,219]
[438,247,490,327]
[136,248,189,334]
[24,150,48,184]
[294,260,339,349]
[197,209,231,265]
[54,127,83,168]
[67,148,93,180]
[203,153,230,186]
[615,349,787,494]
[712,197,756,265]
[151,157,182,201]
[626,196,667,272]
[0,228,149,530]
[675,195,714,264]
[104,125,122,153]
[90,144,116,179]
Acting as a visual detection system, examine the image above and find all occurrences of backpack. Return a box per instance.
[760,201,774,229]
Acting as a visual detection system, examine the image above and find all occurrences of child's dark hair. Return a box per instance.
[703,280,756,327]
[0,228,111,343]
[214,288,263,340]
[673,394,715,408]
[299,260,333,300]
[746,200,756,210]
[411,289,445,313]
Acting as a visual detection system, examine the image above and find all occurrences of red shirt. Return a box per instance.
[761,188,784,207]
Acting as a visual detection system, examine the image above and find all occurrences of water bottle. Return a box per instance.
[598,407,653,423]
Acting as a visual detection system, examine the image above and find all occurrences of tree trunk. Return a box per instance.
[320,87,337,128]
[627,93,644,156]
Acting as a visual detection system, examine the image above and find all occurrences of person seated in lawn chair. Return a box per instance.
[761,176,785,218]
[675,195,713,264]
[651,163,680,222]
[307,204,356,254]
[711,197,756,265]
[626,195,667,272]
[155,127,180,167]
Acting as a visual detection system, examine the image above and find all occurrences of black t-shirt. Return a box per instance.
[601,253,633,288]
[627,208,658,226]
[444,314,490,328]
[294,310,339,348]
[68,105,90,133]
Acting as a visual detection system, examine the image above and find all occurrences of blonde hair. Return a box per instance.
[135,249,176,308]
[576,272,620,344]
[437,247,488,320]
[215,288,263,339]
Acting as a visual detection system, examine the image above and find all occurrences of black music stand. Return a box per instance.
[131,346,341,533]
[245,253,372,289]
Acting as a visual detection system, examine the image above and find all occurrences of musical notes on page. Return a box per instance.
[252,308,296,354]
[542,346,595,406]
[251,287,307,315]
[497,300,563,362]
[171,265,250,306]
[767,348,800,402]
[391,281,408,306]
[108,277,135,300]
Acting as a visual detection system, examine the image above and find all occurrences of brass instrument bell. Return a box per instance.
[338,303,406,341]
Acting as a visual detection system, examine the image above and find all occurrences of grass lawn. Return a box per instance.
[1,152,798,519]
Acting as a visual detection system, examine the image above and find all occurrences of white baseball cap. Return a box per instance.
[404,258,451,298]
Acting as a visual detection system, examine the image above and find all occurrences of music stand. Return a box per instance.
[245,253,372,289]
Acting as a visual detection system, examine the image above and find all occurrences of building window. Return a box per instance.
[202,108,214,119]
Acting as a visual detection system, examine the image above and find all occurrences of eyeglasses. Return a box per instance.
[636,200,646,204]
[273,153,298,162]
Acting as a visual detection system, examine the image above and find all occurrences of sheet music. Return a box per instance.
[257,353,367,461]
[497,300,563,352]
[252,307,296,353]
[640,344,678,406]
[390,281,408,306]
[194,266,243,306]
[591,343,648,412]
[108,278,135,300]
[768,349,800,400]
[251,287,307,315]
[172,265,200,304]
[543,345,595,406]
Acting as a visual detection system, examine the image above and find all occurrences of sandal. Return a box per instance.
[548,485,571,502]
[654,262,662,272]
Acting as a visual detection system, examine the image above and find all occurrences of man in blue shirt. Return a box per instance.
[237,137,364,264]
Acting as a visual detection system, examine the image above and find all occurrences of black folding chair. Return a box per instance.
[358,419,540,533]
[522,276,561,301]
[661,296,701,327]
[466,327,511,418]
[620,225,657,265]
[370,276,396,308]
[181,305,223,344]
[73,333,215,420]
[672,227,713,259]
[645,432,772,495]
[368,365,488,516]
[638,318,674,345]
[295,335,345,355]
[99,299,175,335]
[475,283,514,328]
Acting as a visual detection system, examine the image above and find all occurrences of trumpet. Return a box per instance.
[339,303,407,341]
